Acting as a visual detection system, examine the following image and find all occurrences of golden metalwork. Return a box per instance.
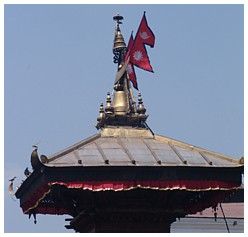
[97,103,105,121]
[113,14,126,52]
[96,13,148,129]
[112,90,128,115]
[101,127,154,138]
[113,30,126,51]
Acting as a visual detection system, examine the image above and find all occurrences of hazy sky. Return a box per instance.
[4,4,243,232]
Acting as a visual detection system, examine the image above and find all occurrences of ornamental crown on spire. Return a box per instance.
[96,13,155,129]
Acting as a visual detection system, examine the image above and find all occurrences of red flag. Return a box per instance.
[127,62,138,90]
[129,40,153,72]
[125,31,134,60]
[129,12,154,72]
[135,12,155,47]
[125,33,138,90]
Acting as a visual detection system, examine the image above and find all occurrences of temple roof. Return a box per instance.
[44,127,242,168]
[14,14,244,229]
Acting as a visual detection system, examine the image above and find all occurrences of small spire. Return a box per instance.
[105,92,113,114]
[113,14,123,27]
[137,93,146,115]
[97,103,105,122]
[113,14,126,64]
[96,14,148,129]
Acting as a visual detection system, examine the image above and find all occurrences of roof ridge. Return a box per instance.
[100,127,154,138]
[47,133,100,162]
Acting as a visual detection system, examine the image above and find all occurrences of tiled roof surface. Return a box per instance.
[45,127,242,167]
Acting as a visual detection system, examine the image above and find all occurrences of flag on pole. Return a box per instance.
[125,12,155,89]
[127,62,138,90]
[129,12,155,72]
[125,33,138,90]
[129,42,153,72]
[135,12,155,48]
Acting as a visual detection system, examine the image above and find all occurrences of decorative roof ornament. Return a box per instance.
[96,14,150,130]
[105,92,113,115]
[113,14,126,65]
[14,13,244,233]
[137,92,146,116]
[30,145,41,170]
[97,103,105,124]
[30,145,48,169]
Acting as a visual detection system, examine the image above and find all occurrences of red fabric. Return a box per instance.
[125,33,138,90]
[129,37,153,72]
[129,13,154,72]
[21,180,240,214]
[125,32,134,61]
[127,63,138,90]
[135,12,155,48]
[49,180,240,191]
[22,184,50,214]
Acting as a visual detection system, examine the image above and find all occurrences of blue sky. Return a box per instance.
[4,4,243,232]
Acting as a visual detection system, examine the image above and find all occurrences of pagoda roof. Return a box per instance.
[44,127,242,168]
[15,126,243,216]
[14,14,244,230]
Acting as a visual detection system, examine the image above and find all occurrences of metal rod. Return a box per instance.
[126,74,135,113]
[199,151,213,165]
[142,138,161,164]
[144,121,155,136]
[94,142,109,164]
[116,137,136,164]
[220,203,230,233]
[168,143,187,165]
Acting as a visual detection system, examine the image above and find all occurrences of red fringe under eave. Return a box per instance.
[22,179,240,215]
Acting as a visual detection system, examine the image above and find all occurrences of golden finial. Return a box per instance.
[96,14,148,129]
[105,92,113,114]
[113,14,126,64]
[137,93,146,115]
[113,14,123,26]
[97,103,105,122]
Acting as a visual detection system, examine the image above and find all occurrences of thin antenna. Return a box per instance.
[220,203,230,233]
[144,121,154,136]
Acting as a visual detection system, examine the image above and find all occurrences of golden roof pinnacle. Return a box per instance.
[96,14,148,130]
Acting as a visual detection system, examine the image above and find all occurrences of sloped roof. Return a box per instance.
[45,127,241,168]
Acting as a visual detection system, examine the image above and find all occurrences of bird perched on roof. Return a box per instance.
[9,176,17,182]
[31,145,42,170]
[8,182,14,195]
[24,167,31,177]
[8,177,17,195]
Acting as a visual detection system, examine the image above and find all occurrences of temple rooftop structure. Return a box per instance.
[44,126,241,168]
[15,13,243,233]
